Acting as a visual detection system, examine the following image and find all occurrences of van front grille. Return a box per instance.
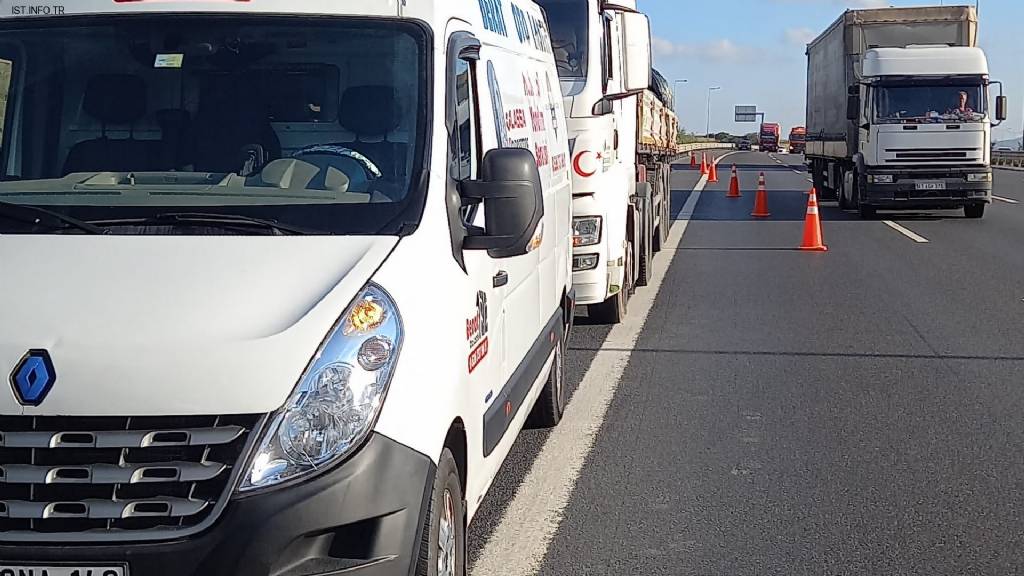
[0,414,260,540]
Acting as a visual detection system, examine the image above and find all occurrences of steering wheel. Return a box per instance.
[292,145,383,181]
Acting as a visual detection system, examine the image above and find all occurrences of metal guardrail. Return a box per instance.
[992,150,1024,169]
[676,142,734,154]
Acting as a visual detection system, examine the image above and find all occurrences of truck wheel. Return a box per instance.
[655,169,672,251]
[637,232,652,288]
[837,168,850,210]
[528,332,565,428]
[964,204,985,219]
[416,448,465,576]
[589,240,632,324]
[813,162,832,201]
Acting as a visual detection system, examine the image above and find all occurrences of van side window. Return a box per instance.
[450,59,478,181]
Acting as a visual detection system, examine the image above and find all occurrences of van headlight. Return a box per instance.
[239,283,403,491]
[967,173,991,182]
[868,174,894,184]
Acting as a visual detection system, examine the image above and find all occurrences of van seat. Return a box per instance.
[63,74,159,174]
[339,86,407,179]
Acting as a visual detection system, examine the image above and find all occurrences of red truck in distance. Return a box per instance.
[759,122,781,153]
[789,126,807,154]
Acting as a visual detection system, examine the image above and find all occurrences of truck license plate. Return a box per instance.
[0,566,126,576]
[915,181,946,191]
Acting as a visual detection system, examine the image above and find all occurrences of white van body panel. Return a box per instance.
[0,236,396,416]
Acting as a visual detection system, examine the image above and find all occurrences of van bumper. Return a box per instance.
[0,433,434,576]
[862,168,992,209]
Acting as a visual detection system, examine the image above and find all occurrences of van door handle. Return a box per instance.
[493,271,509,288]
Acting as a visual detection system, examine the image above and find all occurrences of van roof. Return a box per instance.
[0,0,556,59]
[0,0,549,20]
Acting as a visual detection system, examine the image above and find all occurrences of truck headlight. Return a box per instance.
[967,173,992,182]
[239,284,403,491]
[869,174,894,184]
[573,217,602,247]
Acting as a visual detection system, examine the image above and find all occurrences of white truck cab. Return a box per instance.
[850,45,1006,218]
[537,0,656,324]
[0,1,573,574]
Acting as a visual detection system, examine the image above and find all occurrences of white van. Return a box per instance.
[0,1,573,574]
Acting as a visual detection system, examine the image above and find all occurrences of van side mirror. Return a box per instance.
[620,11,651,94]
[847,94,860,121]
[996,95,1008,121]
[459,148,544,259]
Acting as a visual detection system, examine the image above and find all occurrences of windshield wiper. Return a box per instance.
[89,212,327,236]
[0,199,108,234]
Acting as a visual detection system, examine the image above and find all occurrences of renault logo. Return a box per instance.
[10,350,56,406]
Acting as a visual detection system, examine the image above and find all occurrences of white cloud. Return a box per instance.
[784,27,817,46]
[652,36,756,64]
[768,0,890,6]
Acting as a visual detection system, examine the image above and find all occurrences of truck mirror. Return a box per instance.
[620,11,651,93]
[459,148,544,259]
[847,94,860,121]
[996,95,1008,122]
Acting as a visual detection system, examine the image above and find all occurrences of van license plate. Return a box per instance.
[915,181,946,191]
[0,566,126,576]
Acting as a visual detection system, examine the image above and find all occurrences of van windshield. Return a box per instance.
[875,83,987,124]
[537,0,589,80]
[0,16,429,235]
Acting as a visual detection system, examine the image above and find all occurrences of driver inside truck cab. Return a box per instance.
[949,90,974,116]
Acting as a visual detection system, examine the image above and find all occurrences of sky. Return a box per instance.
[643,0,1023,143]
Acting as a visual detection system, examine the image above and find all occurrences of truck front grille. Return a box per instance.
[0,414,260,540]
[885,147,982,164]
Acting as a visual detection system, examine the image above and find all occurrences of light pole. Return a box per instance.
[705,86,721,136]
[673,79,688,114]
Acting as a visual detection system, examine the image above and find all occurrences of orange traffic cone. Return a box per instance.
[751,172,771,217]
[700,153,709,176]
[690,152,697,169]
[727,165,742,198]
[799,188,827,251]
[708,158,719,183]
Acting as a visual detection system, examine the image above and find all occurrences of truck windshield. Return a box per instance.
[538,0,589,80]
[0,16,429,235]
[875,83,987,124]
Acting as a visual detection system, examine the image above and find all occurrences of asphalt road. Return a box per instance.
[470,151,1024,575]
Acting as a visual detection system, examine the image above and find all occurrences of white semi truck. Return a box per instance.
[806,6,1007,219]
[539,0,677,323]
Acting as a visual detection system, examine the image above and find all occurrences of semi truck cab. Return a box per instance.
[848,46,1007,218]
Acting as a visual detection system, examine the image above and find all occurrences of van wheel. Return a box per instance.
[528,333,565,428]
[416,448,465,576]
[589,240,632,324]
[964,204,985,219]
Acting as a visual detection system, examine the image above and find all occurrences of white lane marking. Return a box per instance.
[883,220,930,243]
[993,195,1019,204]
[471,151,741,576]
